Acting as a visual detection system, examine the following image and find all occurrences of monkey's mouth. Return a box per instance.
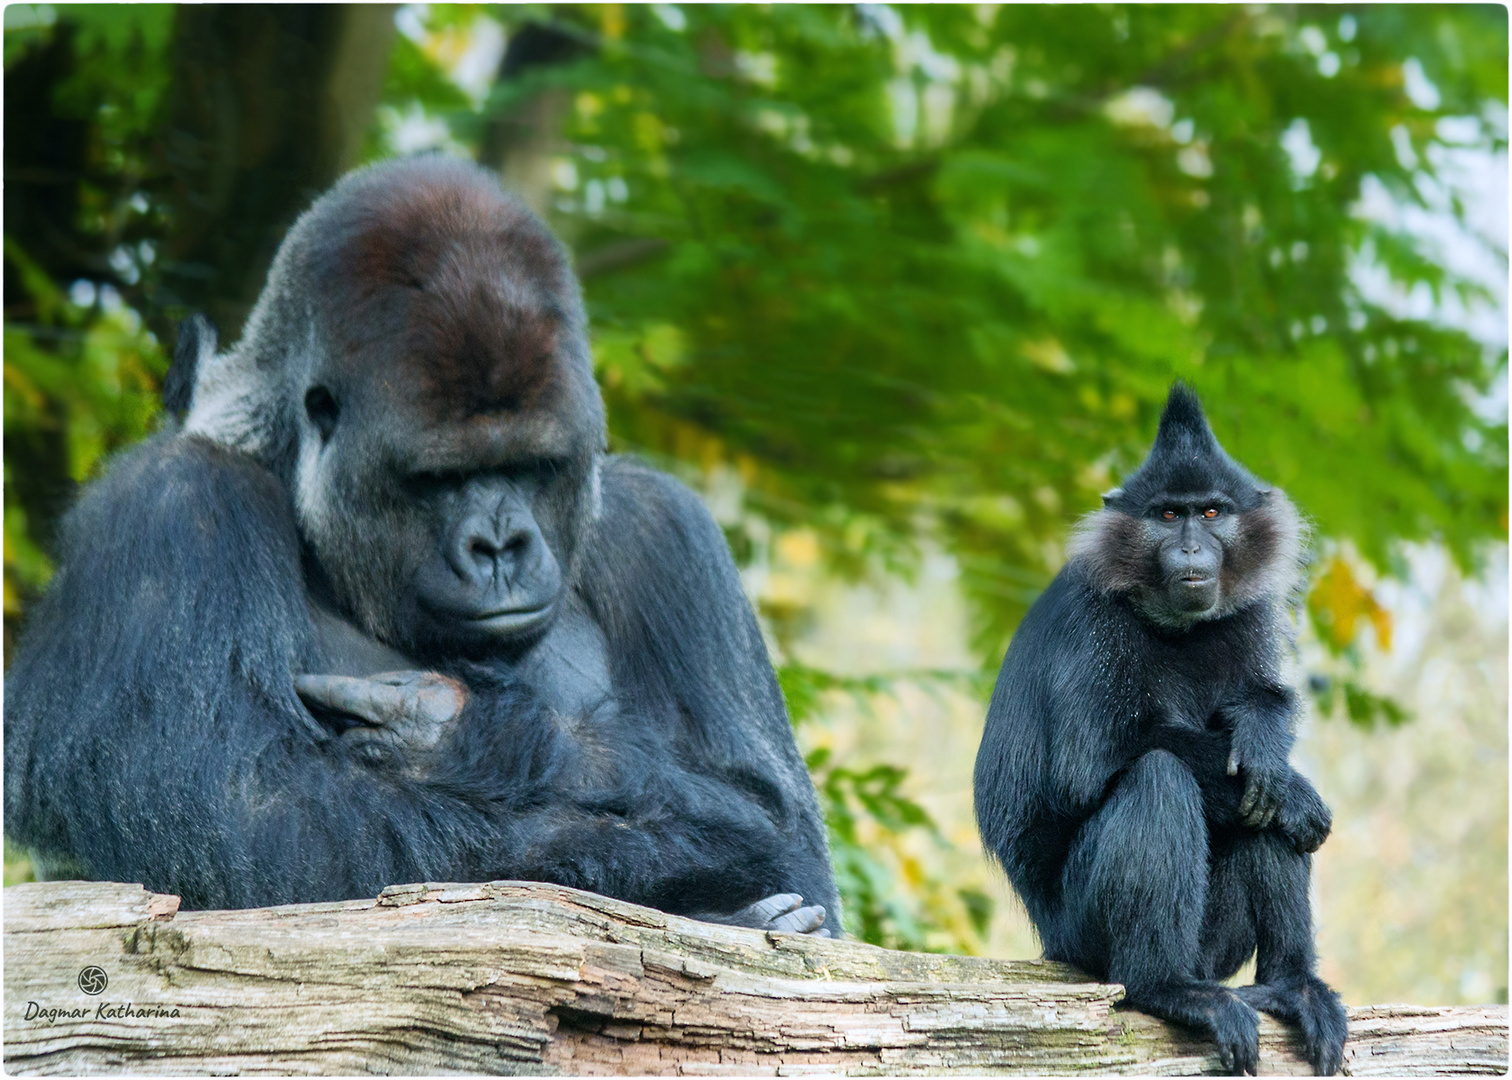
[1178,574,1213,586]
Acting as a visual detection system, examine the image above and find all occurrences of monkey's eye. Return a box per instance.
[1203,507,1221,519]
[304,386,340,443]
[1161,509,1179,521]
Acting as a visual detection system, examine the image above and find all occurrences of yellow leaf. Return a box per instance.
[1307,557,1392,652]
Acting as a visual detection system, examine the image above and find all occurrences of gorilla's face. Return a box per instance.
[396,457,591,654]
[293,373,597,657]
[270,161,605,657]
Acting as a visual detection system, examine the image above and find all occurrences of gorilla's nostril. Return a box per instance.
[467,538,497,567]
[504,533,530,557]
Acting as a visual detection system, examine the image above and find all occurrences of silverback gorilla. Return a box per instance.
[5,157,840,936]
[974,386,1345,1075]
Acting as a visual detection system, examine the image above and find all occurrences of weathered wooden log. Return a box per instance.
[3,880,1505,1075]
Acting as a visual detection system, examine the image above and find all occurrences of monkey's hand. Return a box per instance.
[696,893,831,937]
[1226,737,1288,830]
[295,671,468,766]
[1274,773,1333,854]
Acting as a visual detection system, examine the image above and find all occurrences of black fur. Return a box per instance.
[974,385,1345,1075]
[5,158,840,934]
[162,314,214,419]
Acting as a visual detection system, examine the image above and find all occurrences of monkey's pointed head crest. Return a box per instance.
[1103,382,1266,513]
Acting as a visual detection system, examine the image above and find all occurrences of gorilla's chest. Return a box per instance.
[511,599,616,720]
[311,596,616,722]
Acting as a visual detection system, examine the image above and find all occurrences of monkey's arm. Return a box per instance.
[1219,681,1299,829]
[1219,678,1333,854]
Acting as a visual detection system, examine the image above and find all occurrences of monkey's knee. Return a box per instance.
[1059,751,1209,975]
[1107,750,1205,837]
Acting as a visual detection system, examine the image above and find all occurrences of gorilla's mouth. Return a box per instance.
[464,600,556,636]
[1178,574,1213,586]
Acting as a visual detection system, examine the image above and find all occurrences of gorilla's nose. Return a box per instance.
[451,516,542,589]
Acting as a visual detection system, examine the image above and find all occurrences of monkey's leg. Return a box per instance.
[1210,831,1348,1076]
[1061,750,1260,1076]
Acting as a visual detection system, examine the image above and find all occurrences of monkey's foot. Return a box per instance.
[1235,974,1347,1075]
[1122,980,1260,1076]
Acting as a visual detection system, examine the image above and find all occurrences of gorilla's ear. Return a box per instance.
[1101,488,1123,508]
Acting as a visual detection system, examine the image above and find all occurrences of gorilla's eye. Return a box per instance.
[304,386,340,443]
[1161,509,1179,522]
[1203,507,1221,519]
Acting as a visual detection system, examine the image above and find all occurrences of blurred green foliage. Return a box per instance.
[3,4,1506,951]
[3,242,166,618]
[482,4,1507,655]
[781,660,994,950]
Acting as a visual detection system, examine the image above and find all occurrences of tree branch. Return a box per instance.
[4,880,1505,1075]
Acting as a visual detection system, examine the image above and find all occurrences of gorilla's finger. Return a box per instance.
[364,670,431,687]
[769,904,826,934]
[744,893,804,925]
[1226,748,1241,777]
[406,677,469,727]
[295,675,404,726]
[297,673,465,734]
[338,724,402,767]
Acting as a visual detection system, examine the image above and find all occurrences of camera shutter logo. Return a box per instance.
[78,966,108,995]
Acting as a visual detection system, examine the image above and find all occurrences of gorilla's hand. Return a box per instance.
[697,893,831,937]
[295,671,468,764]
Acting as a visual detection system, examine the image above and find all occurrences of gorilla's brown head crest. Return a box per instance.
[306,157,601,438]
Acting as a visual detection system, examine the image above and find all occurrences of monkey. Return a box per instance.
[5,156,841,938]
[974,383,1346,1074]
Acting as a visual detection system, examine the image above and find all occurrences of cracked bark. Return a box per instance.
[4,880,1505,1075]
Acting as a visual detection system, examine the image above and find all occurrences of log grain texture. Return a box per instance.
[4,880,1505,1076]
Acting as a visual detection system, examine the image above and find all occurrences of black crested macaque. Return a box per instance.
[5,157,840,937]
[974,384,1345,1075]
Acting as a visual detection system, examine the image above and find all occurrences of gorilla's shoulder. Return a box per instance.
[86,433,284,504]
[595,455,724,547]
[584,455,739,603]
[58,433,298,567]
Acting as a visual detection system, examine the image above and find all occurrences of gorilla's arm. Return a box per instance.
[576,457,843,929]
[2,435,516,909]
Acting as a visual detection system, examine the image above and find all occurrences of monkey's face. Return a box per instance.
[1065,384,1307,629]
[1146,494,1242,619]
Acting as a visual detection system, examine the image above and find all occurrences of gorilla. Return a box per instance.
[5,156,840,936]
[973,385,1346,1074]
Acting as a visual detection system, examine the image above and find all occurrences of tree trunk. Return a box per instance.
[4,880,1505,1076]
[157,4,397,339]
